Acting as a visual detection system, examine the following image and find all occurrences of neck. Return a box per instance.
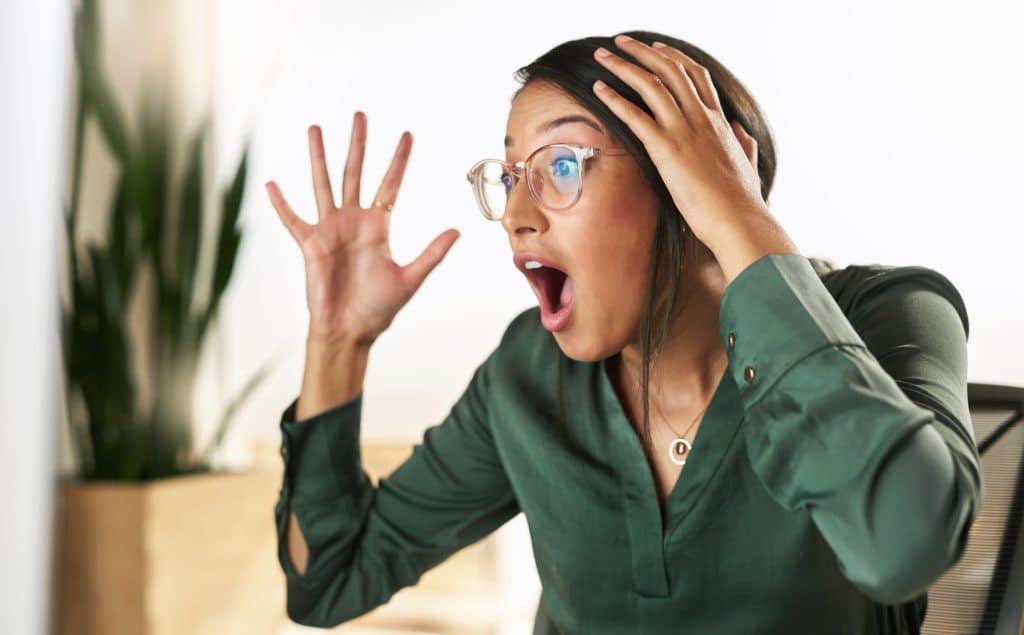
[615,251,730,414]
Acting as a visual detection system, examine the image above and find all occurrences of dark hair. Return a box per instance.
[511,30,778,455]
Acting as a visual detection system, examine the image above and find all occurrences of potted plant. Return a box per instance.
[56,1,284,633]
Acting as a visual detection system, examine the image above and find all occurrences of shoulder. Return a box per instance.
[812,255,970,340]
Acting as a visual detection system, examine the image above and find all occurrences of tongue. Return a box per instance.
[557,275,574,310]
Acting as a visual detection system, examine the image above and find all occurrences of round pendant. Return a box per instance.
[668,437,691,466]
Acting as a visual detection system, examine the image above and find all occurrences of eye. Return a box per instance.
[549,156,579,179]
[500,171,514,194]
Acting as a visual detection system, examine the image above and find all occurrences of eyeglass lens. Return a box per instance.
[477,146,582,220]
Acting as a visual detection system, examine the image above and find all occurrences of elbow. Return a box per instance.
[854,424,982,605]
[853,509,975,605]
[285,580,340,629]
[853,569,932,606]
[283,550,399,628]
[285,579,356,629]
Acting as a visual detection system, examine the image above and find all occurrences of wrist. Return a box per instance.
[306,329,374,352]
[707,211,800,286]
[303,335,371,376]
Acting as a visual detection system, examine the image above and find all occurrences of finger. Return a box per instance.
[609,35,705,129]
[307,125,335,220]
[651,41,725,116]
[371,131,413,212]
[342,111,367,208]
[594,44,682,128]
[400,228,460,292]
[265,181,312,244]
[731,120,758,175]
[592,79,662,149]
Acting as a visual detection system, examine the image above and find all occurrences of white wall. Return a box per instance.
[208,0,1023,456]
[0,1,70,633]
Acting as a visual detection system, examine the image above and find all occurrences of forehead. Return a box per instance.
[504,81,608,155]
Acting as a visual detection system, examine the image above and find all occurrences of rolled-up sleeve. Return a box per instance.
[274,338,520,627]
[719,252,982,605]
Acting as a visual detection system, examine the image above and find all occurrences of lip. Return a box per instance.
[512,251,568,276]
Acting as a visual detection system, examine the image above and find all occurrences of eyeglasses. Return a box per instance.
[465,143,631,221]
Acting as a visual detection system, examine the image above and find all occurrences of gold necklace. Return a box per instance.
[652,396,710,466]
[621,357,713,466]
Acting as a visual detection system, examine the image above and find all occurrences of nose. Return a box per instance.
[501,176,548,236]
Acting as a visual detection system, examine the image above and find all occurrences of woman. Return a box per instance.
[265,30,981,634]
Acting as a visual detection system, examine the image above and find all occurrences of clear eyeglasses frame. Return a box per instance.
[465,143,631,221]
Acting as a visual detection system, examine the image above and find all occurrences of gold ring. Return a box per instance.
[372,198,394,212]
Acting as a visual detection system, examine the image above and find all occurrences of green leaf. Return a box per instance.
[211,147,248,305]
[196,144,248,344]
[106,175,144,294]
[73,0,131,166]
[80,245,139,479]
[177,119,208,334]
[86,245,125,326]
[137,91,170,269]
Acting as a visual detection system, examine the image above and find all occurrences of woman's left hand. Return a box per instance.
[591,34,775,253]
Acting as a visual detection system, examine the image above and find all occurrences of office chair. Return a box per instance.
[923,382,1024,635]
[531,382,1024,635]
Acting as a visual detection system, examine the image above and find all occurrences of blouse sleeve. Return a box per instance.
[274,330,521,627]
[719,252,983,605]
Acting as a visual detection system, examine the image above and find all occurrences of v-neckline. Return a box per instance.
[599,353,744,543]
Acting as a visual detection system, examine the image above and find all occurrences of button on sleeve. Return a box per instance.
[718,253,867,409]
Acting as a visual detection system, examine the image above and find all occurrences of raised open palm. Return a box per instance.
[266,113,460,345]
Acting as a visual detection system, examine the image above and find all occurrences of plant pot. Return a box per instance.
[54,469,285,635]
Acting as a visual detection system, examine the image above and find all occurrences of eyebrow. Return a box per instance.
[504,114,604,149]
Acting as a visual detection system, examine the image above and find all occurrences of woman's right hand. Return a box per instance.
[266,112,460,347]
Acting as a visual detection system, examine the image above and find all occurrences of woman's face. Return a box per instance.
[502,80,662,362]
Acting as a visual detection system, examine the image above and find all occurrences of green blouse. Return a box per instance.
[274,252,983,634]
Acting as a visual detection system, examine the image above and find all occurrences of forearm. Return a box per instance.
[288,333,371,575]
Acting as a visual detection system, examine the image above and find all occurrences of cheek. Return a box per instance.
[566,171,659,313]
[572,211,656,322]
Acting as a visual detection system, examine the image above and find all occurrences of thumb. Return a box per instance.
[400,228,460,292]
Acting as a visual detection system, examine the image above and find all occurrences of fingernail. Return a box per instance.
[652,41,667,48]
[595,47,611,58]
[594,80,607,91]
[615,34,633,44]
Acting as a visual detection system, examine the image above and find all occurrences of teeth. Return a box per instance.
[524,260,544,270]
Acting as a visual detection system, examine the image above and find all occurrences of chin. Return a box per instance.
[550,321,623,364]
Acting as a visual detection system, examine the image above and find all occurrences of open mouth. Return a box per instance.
[528,265,570,312]
[525,264,575,331]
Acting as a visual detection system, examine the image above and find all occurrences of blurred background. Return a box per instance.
[2,0,1022,633]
